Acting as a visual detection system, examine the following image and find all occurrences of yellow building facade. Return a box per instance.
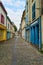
[0,2,7,41]
[25,0,32,41]
[21,10,26,39]
[10,22,15,38]
[0,24,6,41]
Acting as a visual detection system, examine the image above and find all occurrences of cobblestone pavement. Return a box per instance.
[0,36,43,65]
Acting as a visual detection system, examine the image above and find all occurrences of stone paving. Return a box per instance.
[0,36,43,65]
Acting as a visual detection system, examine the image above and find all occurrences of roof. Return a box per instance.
[0,1,7,15]
[7,16,12,24]
[7,16,15,27]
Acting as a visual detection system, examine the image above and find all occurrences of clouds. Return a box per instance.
[1,0,26,30]
[6,7,22,29]
[13,0,25,7]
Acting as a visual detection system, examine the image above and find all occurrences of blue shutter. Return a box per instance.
[32,3,35,19]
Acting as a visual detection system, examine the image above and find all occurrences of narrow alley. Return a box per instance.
[0,36,43,65]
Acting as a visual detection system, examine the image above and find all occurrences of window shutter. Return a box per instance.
[1,14,4,24]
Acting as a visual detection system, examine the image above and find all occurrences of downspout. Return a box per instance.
[39,0,42,50]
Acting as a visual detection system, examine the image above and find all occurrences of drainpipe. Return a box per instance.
[39,0,42,50]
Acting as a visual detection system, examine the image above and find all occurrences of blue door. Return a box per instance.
[30,28,32,43]
[36,24,39,45]
[7,32,10,39]
[33,26,35,44]
[35,24,39,45]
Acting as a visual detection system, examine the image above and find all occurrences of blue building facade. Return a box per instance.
[25,17,42,49]
[24,0,42,50]
[30,17,42,49]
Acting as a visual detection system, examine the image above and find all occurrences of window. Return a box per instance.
[26,15,28,22]
[26,2,28,12]
[41,8,43,14]
[10,25,12,30]
[1,14,4,24]
[41,0,43,14]
[8,23,9,29]
[26,14,29,25]
[32,3,35,20]
[32,0,34,2]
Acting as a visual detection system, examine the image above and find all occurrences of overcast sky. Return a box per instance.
[1,0,26,30]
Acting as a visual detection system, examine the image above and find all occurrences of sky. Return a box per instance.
[1,0,26,30]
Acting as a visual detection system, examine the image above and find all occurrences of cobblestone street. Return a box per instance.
[0,36,43,65]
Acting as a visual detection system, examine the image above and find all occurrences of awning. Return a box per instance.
[31,20,39,27]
